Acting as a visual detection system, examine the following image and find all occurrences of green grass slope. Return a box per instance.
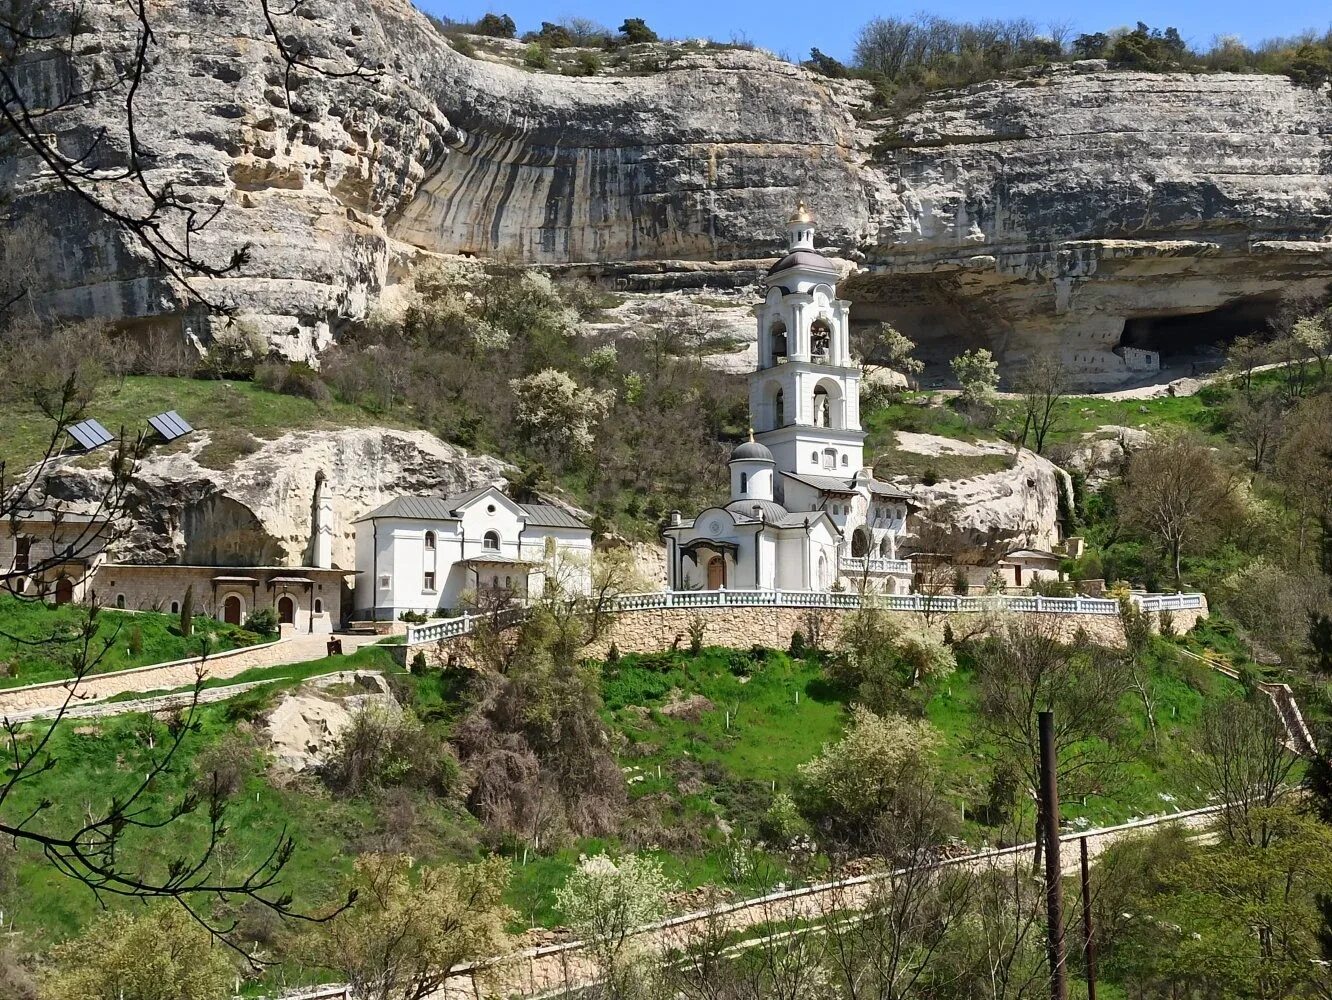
[0,595,263,687]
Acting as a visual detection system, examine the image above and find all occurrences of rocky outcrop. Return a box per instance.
[889,433,1066,550]
[9,1,1332,377]
[46,426,510,568]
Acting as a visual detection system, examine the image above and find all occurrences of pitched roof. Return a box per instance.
[353,495,461,522]
[518,503,590,530]
[779,471,915,502]
[354,490,590,530]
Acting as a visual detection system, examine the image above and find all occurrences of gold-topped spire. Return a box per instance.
[788,198,815,225]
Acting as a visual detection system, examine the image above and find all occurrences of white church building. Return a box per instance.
[664,203,918,594]
[353,486,593,620]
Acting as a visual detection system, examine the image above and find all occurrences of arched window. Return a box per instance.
[424,531,435,550]
[841,454,849,467]
[115,594,126,610]
[170,601,180,614]
[851,527,872,558]
[739,472,748,494]
[483,530,500,551]
[879,536,892,557]
[314,598,323,614]
[773,388,784,427]
[811,451,819,464]
[813,386,830,427]
[769,319,788,362]
[822,448,837,470]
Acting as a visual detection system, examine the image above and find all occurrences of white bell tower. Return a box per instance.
[749,201,865,478]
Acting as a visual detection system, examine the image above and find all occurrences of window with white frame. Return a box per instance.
[483,530,500,551]
[424,530,436,550]
[423,571,436,592]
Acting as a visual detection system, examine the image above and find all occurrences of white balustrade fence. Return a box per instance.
[839,556,913,575]
[404,589,1203,646]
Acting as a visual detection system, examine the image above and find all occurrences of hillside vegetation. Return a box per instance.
[1,607,1250,992]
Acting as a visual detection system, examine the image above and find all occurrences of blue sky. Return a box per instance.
[420,1,1328,61]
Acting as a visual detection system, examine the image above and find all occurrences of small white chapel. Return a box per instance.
[663,203,918,594]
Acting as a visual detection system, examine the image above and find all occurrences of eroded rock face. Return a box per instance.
[888,433,1067,550]
[8,1,1332,377]
[45,426,510,568]
[849,66,1332,380]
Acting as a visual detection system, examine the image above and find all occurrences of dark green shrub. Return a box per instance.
[570,50,601,76]
[243,607,279,636]
[410,650,428,675]
[523,43,550,68]
[531,22,573,47]
[179,585,194,638]
[788,630,806,657]
[475,13,516,38]
[399,609,428,625]
[687,615,705,656]
[618,18,657,44]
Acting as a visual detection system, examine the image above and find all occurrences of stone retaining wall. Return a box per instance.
[410,601,1207,668]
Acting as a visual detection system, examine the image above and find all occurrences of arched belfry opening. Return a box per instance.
[813,386,830,427]
[769,319,788,363]
[810,316,832,361]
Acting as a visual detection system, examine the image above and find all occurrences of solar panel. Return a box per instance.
[67,418,113,451]
[148,410,193,442]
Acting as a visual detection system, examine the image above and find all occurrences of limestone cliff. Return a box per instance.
[45,427,510,568]
[8,0,1332,374]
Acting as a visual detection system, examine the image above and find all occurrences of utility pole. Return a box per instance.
[1080,836,1098,1000]
[1039,710,1068,1000]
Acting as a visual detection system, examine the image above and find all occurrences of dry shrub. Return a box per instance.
[0,945,38,1000]
[323,706,460,798]
[453,615,626,843]
[191,731,259,799]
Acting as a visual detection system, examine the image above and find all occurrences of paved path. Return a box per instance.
[0,632,383,720]
[273,806,1225,1000]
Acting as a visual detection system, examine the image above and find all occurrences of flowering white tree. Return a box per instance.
[555,853,674,977]
[798,706,941,848]
[510,369,615,456]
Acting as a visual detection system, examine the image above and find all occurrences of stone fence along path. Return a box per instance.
[0,633,380,720]
[271,804,1228,1000]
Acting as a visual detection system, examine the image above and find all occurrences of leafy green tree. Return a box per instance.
[41,905,234,1000]
[855,321,922,400]
[807,47,849,78]
[1108,808,1332,999]
[1117,432,1243,586]
[305,853,510,1000]
[950,348,999,406]
[533,21,574,47]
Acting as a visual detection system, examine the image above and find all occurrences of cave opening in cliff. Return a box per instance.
[1118,294,1281,365]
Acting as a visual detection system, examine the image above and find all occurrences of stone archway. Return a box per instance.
[53,576,74,605]
[223,594,243,625]
[277,595,295,625]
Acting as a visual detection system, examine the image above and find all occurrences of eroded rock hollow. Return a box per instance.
[8,0,1332,379]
